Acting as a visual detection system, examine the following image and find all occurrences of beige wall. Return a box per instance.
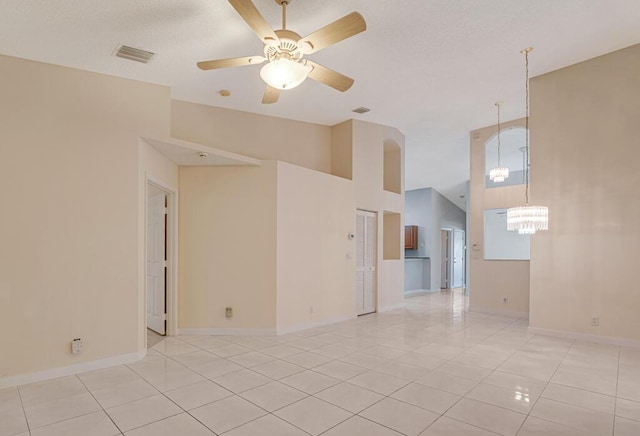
[178,163,278,331]
[351,120,406,311]
[138,141,179,346]
[171,100,331,173]
[330,121,353,180]
[469,119,531,315]
[0,53,407,383]
[529,44,640,340]
[0,55,170,380]
[276,162,356,332]
[383,143,402,195]
[383,213,402,260]
[178,160,360,333]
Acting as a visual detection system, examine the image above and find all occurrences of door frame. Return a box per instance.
[451,229,466,288]
[145,175,178,339]
[356,209,378,315]
[440,229,450,289]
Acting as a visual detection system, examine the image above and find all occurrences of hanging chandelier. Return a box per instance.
[507,47,549,235]
[489,101,509,183]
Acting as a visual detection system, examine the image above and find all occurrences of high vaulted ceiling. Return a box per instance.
[2,0,639,210]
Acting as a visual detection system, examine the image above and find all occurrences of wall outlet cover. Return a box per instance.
[71,338,83,355]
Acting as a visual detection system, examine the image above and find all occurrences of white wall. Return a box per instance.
[0,54,170,381]
[469,119,531,315]
[138,140,179,346]
[178,163,278,332]
[0,53,407,383]
[339,120,406,311]
[529,43,640,341]
[276,162,356,332]
[483,209,530,260]
[171,100,332,174]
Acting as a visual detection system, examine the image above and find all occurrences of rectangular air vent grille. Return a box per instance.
[352,107,371,114]
[116,45,155,63]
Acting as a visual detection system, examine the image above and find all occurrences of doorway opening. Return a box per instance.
[145,179,177,345]
[440,228,466,290]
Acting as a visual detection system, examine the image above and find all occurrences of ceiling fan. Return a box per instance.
[197,0,366,104]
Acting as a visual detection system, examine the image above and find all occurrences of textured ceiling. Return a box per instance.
[1,0,639,209]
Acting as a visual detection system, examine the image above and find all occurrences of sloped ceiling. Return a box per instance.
[1,0,639,209]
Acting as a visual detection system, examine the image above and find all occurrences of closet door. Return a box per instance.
[356,210,377,315]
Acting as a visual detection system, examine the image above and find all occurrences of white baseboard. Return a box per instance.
[528,326,640,348]
[277,315,356,335]
[470,306,529,319]
[0,349,147,389]
[404,289,440,296]
[177,328,277,336]
[378,302,406,313]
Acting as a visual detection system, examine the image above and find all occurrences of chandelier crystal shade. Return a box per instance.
[507,205,549,234]
[506,47,549,235]
[489,167,509,183]
[489,101,509,183]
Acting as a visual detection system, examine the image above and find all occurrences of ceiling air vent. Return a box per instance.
[352,107,370,114]
[115,45,155,64]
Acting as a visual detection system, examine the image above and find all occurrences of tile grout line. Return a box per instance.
[15,291,634,436]
[512,336,576,435]
[75,373,129,435]
[612,344,621,436]
[15,384,31,436]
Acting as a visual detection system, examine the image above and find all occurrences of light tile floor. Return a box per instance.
[3,290,640,435]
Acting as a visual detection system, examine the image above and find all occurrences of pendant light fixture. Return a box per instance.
[507,47,549,235]
[489,101,509,183]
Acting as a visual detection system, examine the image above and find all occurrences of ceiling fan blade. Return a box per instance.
[306,61,354,92]
[262,85,280,104]
[197,56,266,70]
[228,0,279,43]
[299,12,366,54]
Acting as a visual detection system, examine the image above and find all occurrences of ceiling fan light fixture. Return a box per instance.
[259,58,311,90]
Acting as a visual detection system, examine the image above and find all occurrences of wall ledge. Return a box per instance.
[0,349,147,389]
[177,328,277,336]
[470,306,529,319]
[528,327,640,348]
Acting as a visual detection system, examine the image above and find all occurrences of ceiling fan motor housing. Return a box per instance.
[264,30,308,62]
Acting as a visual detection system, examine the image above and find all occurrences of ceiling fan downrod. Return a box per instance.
[277,0,289,30]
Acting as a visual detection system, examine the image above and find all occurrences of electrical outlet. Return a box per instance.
[592,317,600,326]
[502,297,508,304]
[225,307,233,319]
[71,338,83,355]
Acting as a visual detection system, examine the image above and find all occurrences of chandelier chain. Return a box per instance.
[524,49,530,205]
[496,102,502,166]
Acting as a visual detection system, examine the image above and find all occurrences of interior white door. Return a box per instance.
[356,210,377,315]
[146,184,166,335]
[452,229,465,288]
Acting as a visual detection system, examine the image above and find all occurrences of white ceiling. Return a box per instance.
[2,0,639,210]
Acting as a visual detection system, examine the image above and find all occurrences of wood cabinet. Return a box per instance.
[404,225,418,249]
